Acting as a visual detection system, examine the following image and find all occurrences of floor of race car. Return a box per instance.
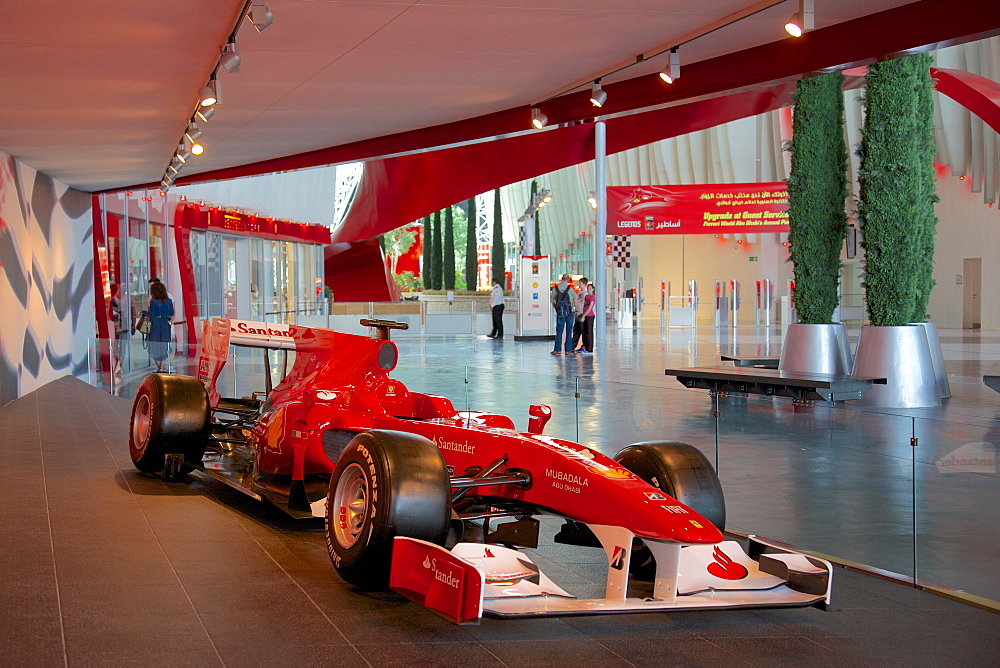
[2,373,997,666]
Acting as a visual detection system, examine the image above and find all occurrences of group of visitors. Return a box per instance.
[551,274,595,355]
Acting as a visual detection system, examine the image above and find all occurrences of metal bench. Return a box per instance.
[665,366,887,403]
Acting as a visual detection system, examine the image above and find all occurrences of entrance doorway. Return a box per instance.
[962,257,982,329]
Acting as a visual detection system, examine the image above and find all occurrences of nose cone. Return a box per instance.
[672,515,725,544]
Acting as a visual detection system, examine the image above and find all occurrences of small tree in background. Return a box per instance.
[786,71,849,324]
[858,54,936,326]
[431,210,443,290]
[382,224,416,277]
[420,215,431,289]
[443,205,455,290]
[491,189,505,285]
[465,197,478,290]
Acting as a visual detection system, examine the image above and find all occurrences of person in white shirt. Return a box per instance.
[488,278,505,338]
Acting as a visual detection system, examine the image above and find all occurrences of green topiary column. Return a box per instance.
[910,52,939,323]
[786,71,849,324]
[858,55,935,326]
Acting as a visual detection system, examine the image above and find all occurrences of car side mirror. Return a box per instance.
[527,404,552,434]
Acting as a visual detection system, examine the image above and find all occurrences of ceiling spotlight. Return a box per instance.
[199,79,218,107]
[249,0,274,32]
[184,123,202,142]
[167,159,180,174]
[590,80,607,108]
[191,142,205,156]
[195,105,216,123]
[785,0,814,37]
[219,41,242,74]
[176,143,191,163]
[659,48,681,84]
[531,106,548,129]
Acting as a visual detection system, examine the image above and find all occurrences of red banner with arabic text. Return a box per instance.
[606,183,789,235]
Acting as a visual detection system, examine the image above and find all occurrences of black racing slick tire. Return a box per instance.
[129,374,210,477]
[327,430,451,590]
[614,441,726,580]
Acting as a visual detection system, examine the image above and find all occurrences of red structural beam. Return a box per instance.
[932,67,1000,136]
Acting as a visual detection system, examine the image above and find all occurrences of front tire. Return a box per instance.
[327,430,450,589]
[614,441,726,580]
[129,374,210,477]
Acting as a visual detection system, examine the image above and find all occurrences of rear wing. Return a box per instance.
[197,318,295,405]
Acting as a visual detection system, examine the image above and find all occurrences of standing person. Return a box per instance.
[571,277,589,352]
[141,281,174,372]
[581,282,597,354]
[488,278,505,339]
[550,274,576,355]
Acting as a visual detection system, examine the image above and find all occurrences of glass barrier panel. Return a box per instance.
[915,415,999,601]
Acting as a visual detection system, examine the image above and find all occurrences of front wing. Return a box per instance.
[389,527,831,624]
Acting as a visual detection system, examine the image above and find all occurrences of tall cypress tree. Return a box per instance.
[911,52,939,323]
[443,206,455,290]
[431,210,443,289]
[491,188,505,285]
[420,215,431,287]
[858,55,927,326]
[465,197,477,290]
[786,71,848,324]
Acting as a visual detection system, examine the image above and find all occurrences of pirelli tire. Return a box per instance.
[614,441,726,580]
[129,373,210,479]
[327,430,451,590]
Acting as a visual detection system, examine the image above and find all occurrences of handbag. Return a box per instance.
[137,317,151,335]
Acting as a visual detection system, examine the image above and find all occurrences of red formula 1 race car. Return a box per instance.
[129,318,832,623]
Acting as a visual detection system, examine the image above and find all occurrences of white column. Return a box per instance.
[594,121,607,344]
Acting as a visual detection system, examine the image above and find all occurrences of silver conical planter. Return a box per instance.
[911,321,951,399]
[778,323,853,375]
[852,325,940,408]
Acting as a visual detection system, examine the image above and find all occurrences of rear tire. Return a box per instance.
[129,374,210,477]
[327,430,450,589]
[614,441,725,580]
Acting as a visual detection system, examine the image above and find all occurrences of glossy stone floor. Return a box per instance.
[3,322,998,666]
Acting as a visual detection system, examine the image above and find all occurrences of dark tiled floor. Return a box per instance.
[4,324,1000,666]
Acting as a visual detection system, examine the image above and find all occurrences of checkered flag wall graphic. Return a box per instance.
[610,235,631,268]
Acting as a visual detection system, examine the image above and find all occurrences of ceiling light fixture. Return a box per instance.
[659,48,681,84]
[784,0,814,37]
[195,105,216,123]
[531,106,548,129]
[191,141,205,156]
[249,0,274,32]
[199,79,218,107]
[219,40,242,73]
[176,143,191,163]
[590,80,607,108]
[184,123,202,142]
